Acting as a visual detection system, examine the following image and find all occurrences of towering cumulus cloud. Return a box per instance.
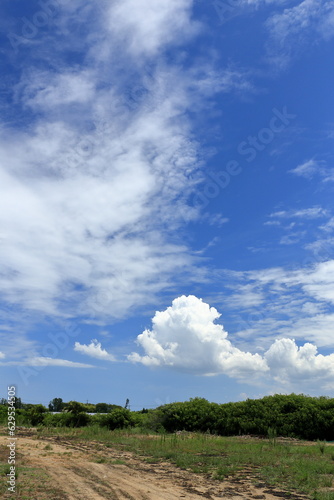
[128,295,268,377]
[129,295,334,387]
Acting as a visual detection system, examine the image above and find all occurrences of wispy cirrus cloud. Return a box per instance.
[264,206,331,246]
[104,0,200,58]
[289,159,334,181]
[0,0,256,332]
[0,357,94,368]
[0,0,203,327]
[225,260,334,354]
[320,217,334,233]
[269,206,328,219]
[265,0,334,68]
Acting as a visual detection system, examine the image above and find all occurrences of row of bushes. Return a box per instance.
[1,394,334,440]
[0,403,134,429]
[155,394,334,440]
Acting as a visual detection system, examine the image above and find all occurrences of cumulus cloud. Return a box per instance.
[128,295,269,377]
[129,295,334,386]
[74,339,116,361]
[265,338,334,383]
[0,351,5,359]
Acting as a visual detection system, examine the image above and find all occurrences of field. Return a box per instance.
[1,426,334,499]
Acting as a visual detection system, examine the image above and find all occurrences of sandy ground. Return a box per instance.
[0,432,309,500]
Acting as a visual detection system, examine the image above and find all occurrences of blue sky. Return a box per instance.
[0,0,334,409]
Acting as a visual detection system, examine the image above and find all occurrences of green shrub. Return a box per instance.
[100,408,133,430]
[27,405,48,426]
[43,411,90,428]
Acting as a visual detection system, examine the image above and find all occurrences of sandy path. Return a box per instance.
[0,433,309,500]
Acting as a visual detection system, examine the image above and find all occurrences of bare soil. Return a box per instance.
[0,432,310,500]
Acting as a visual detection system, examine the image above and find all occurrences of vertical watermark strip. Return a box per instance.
[7,386,17,494]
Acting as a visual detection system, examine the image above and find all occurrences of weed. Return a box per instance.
[267,427,277,446]
[317,440,327,455]
[109,459,126,465]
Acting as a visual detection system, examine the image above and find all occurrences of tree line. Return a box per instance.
[1,394,334,441]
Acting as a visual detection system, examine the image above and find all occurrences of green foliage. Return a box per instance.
[95,403,122,413]
[318,440,327,455]
[155,394,334,441]
[27,404,48,426]
[4,393,334,441]
[65,400,87,415]
[158,398,221,433]
[0,405,7,424]
[267,427,277,446]
[100,408,134,430]
[95,403,109,413]
[48,397,64,412]
[43,410,91,428]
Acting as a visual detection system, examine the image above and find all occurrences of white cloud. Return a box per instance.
[0,0,257,333]
[279,231,306,245]
[0,351,5,359]
[0,0,257,332]
[105,0,199,57]
[226,285,264,309]
[306,237,334,257]
[320,217,334,233]
[0,3,210,323]
[129,295,334,387]
[279,313,334,348]
[28,357,94,368]
[247,260,334,305]
[227,259,334,353]
[129,295,269,377]
[0,357,94,368]
[265,0,334,67]
[289,159,321,178]
[265,338,334,383]
[17,70,96,110]
[269,206,328,219]
[289,159,333,180]
[74,339,116,361]
[264,220,281,226]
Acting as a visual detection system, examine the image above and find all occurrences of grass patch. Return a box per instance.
[0,444,66,499]
[18,426,334,500]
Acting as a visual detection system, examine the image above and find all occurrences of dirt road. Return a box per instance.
[0,433,309,500]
